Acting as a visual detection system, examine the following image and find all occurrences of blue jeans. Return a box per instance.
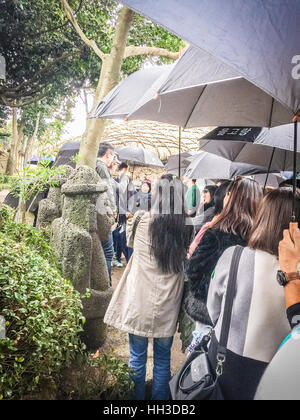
[129,334,173,400]
[101,233,114,283]
[112,227,132,263]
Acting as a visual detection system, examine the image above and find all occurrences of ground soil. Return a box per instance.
[99,263,186,381]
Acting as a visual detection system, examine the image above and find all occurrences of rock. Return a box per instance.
[50,165,114,349]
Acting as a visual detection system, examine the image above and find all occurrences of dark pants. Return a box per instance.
[101,233,114,286]
[112,226,132,263]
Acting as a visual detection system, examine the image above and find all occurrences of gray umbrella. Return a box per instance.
[121,0,300,114]
[90,65,172,119]
[121,0,300,218]
[252,174,284,189]
[184,152,270,180]
[127,47,293,128]
[115,146,164,168]
[200,139,300,173]
[167,151,198,176]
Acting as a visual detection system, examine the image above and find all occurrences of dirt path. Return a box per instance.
[100,264,186,380]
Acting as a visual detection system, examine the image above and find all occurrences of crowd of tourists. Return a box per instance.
[96,142,300,401]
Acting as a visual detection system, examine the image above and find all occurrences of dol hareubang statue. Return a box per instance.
[44,165,114,349]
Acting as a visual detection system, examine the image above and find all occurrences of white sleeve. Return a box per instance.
[207,246,236,326]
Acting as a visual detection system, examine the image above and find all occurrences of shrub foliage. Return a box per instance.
[0,208,134,400]
[0,232,85,399]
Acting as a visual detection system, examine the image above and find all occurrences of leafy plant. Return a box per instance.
[0,206,59,270]
[0,232,85,400]
[0,174,18,191]
[10,162,66,207]
[59,350,134,400]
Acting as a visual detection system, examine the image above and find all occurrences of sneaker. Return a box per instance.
[115,261,124,268]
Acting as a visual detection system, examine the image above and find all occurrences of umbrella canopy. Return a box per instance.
[115,146,164,168]
[253,124,300,154]
[166,151,198,176]
[30,155,55,165]
[126,47,293,128]
[121,0,300,115]
[90,65,172,119]
[122,0,300,219]
[200,139,300,173]
[252,174,285,189]
[184,152,271,180]
[53,142,80,168]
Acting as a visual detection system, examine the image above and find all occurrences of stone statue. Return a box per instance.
[48,165,114,349]
[36,165,75,231]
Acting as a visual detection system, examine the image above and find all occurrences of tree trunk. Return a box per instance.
[6,107,19,175]
[78,7,134,168]
[24,112,40,164]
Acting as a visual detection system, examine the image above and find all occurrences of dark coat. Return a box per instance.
[184,228,246,324]
[193,205,215,234]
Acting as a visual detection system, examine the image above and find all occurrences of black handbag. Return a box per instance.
[169,246,244,400]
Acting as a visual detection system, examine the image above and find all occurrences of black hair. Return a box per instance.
[98,142,114,158]
[118,162,128,171]
[214,181,231,215]
[203,185,218,210]
[149,174,193,275]
[279,178,300,189]
[216,179,229,184]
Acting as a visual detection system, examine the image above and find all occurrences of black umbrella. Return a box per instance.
[53,142,81,168]
[201,124,300,188]
[115,146,164,168]
[29,155,55,166]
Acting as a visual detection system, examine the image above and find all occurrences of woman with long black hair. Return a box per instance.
[104,174,193,400]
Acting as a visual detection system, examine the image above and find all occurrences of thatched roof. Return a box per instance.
[101,120,211,161]
[54,120,211,162]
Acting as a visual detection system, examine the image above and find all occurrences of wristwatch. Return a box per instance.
[277,270,300,287]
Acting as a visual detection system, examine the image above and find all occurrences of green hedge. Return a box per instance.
[0,232,85,399]
[0,206,60,270]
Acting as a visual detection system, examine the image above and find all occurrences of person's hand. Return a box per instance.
[126,212,133,219]
[279,224,300,309]
[279,223,300,273]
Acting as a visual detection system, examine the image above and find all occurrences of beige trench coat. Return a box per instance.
[104,212,185,338]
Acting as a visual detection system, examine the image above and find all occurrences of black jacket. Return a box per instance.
[184,228,246,324]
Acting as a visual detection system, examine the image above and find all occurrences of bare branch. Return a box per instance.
[60,0,106,61]
[124,46,180,60]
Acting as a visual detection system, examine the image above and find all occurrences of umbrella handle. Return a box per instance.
[292,112,300,222]
[292,111,300,123]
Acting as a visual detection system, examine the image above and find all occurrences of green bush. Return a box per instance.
[0,208,134,400]
[59,352,134,400]
[0,206,60,271]
[0,232,85,400]
[0,174,18,191]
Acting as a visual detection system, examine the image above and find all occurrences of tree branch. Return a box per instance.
[123,45,180,60]
[2,93,46,108]
[60,0,106,61]
[0,49,81,96]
